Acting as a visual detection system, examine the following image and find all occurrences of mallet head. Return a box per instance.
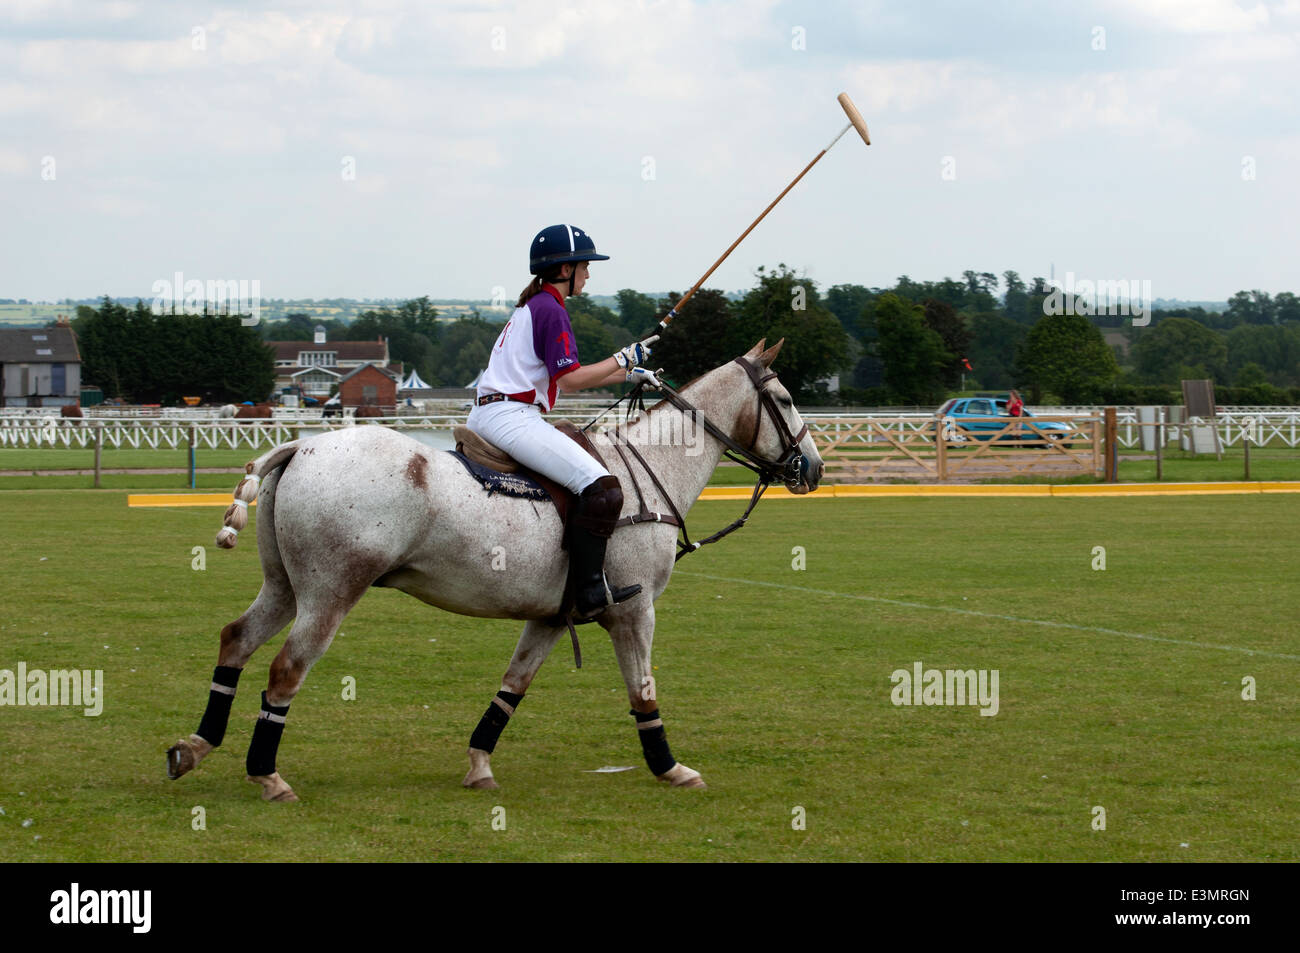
[837,92,871,146]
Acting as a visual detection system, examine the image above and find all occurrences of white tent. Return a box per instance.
[400,368,431,390]
[465,369,486,389]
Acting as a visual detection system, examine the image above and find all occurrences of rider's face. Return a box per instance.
[566,261,590,297]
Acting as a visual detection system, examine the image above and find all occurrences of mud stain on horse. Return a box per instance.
[736,397,760,449]
[219,619,244,649]
[405,453,429,490]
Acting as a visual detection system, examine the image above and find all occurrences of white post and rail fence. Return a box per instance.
[2,408,1294,485]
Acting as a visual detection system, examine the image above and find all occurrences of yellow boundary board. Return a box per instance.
[128,482,1300,507]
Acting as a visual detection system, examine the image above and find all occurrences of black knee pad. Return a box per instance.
[573,475,623,536]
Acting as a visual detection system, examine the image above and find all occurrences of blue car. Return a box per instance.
[936,397,1073,447]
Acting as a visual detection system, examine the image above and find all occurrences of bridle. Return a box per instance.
[659,357,809,490]
[599,357,812,561]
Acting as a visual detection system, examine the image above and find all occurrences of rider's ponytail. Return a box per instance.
[515,276,546,308]
[516,266,567,307]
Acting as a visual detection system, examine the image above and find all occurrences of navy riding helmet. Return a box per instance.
[529,224,610,275]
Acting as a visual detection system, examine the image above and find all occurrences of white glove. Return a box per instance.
[614,335,659,370]
[625,366,663,388]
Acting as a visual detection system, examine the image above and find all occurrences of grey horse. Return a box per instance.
[165,340,823,801]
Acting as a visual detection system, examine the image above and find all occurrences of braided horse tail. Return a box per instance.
[215,441,301,549]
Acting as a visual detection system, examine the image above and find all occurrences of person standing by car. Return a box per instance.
[1007,389,1024,417]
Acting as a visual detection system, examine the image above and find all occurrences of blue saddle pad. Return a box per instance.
[448,450,552,501]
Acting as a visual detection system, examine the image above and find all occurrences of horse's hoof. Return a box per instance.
[658,763,707,789]
[247,772,298,802]
[463,747,497,789]
[166,735,212,780]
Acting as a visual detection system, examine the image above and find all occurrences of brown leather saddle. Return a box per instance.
[452,421,606,530]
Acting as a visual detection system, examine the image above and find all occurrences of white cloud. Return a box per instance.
[1109,0,1273,33]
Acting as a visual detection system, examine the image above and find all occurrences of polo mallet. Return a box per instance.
[651,92,871,335]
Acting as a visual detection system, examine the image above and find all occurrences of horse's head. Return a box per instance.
[734,339,824,494]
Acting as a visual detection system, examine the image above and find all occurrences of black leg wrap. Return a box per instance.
[245,691,291,777]
[195,665,241,747]
[632,708,676,776]
[469,690,524,754]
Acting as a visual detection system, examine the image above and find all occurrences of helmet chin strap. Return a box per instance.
[549,265,575,297]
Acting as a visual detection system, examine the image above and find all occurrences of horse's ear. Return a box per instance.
[744,339,767,359]
[757,338,785,367]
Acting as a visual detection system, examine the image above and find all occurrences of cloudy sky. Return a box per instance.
[2,0,1297,304]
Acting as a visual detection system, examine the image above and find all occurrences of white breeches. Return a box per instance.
[467,400,610,494]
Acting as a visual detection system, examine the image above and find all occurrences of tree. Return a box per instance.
[1274,292,1300,325]
[1235,362,1269,387]
[968,313,1027,390]
[825,283,875,335]
[73,297,132,399]
[1002,271,1028,323]
[872,293,950,404]
[1226,324,1295,382]
[1133,317,1229,385]
[651,289,736,385]
[614,289,658,337]
[1015,313,1119,403]
[349,297,439,384]
[962,270,999,312]
[261,312,348,341]
[434,316,502,387]
[1226,290,1276,326]
[569,312,616,370]
[72,297,273,403]
[726,265,851,401]
[922,299,973,388]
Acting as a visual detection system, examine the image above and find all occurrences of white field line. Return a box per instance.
[675,571,1300,662]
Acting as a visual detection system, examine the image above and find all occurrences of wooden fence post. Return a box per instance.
[934,416,947,482]
[1104,407,1118,483]
[93,421,103,489]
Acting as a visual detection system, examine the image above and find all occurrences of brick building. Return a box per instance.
[267,325,401,401]
[338,362,399,412]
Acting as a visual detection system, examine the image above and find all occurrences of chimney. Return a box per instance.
[314,325,326,344]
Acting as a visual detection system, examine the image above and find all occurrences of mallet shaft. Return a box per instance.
[660,148,829,328]
[658,92,870,330]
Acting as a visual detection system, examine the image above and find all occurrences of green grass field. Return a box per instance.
[1,489,1296,861]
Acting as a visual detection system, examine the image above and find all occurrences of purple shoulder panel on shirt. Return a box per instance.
[527,293,581,377]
